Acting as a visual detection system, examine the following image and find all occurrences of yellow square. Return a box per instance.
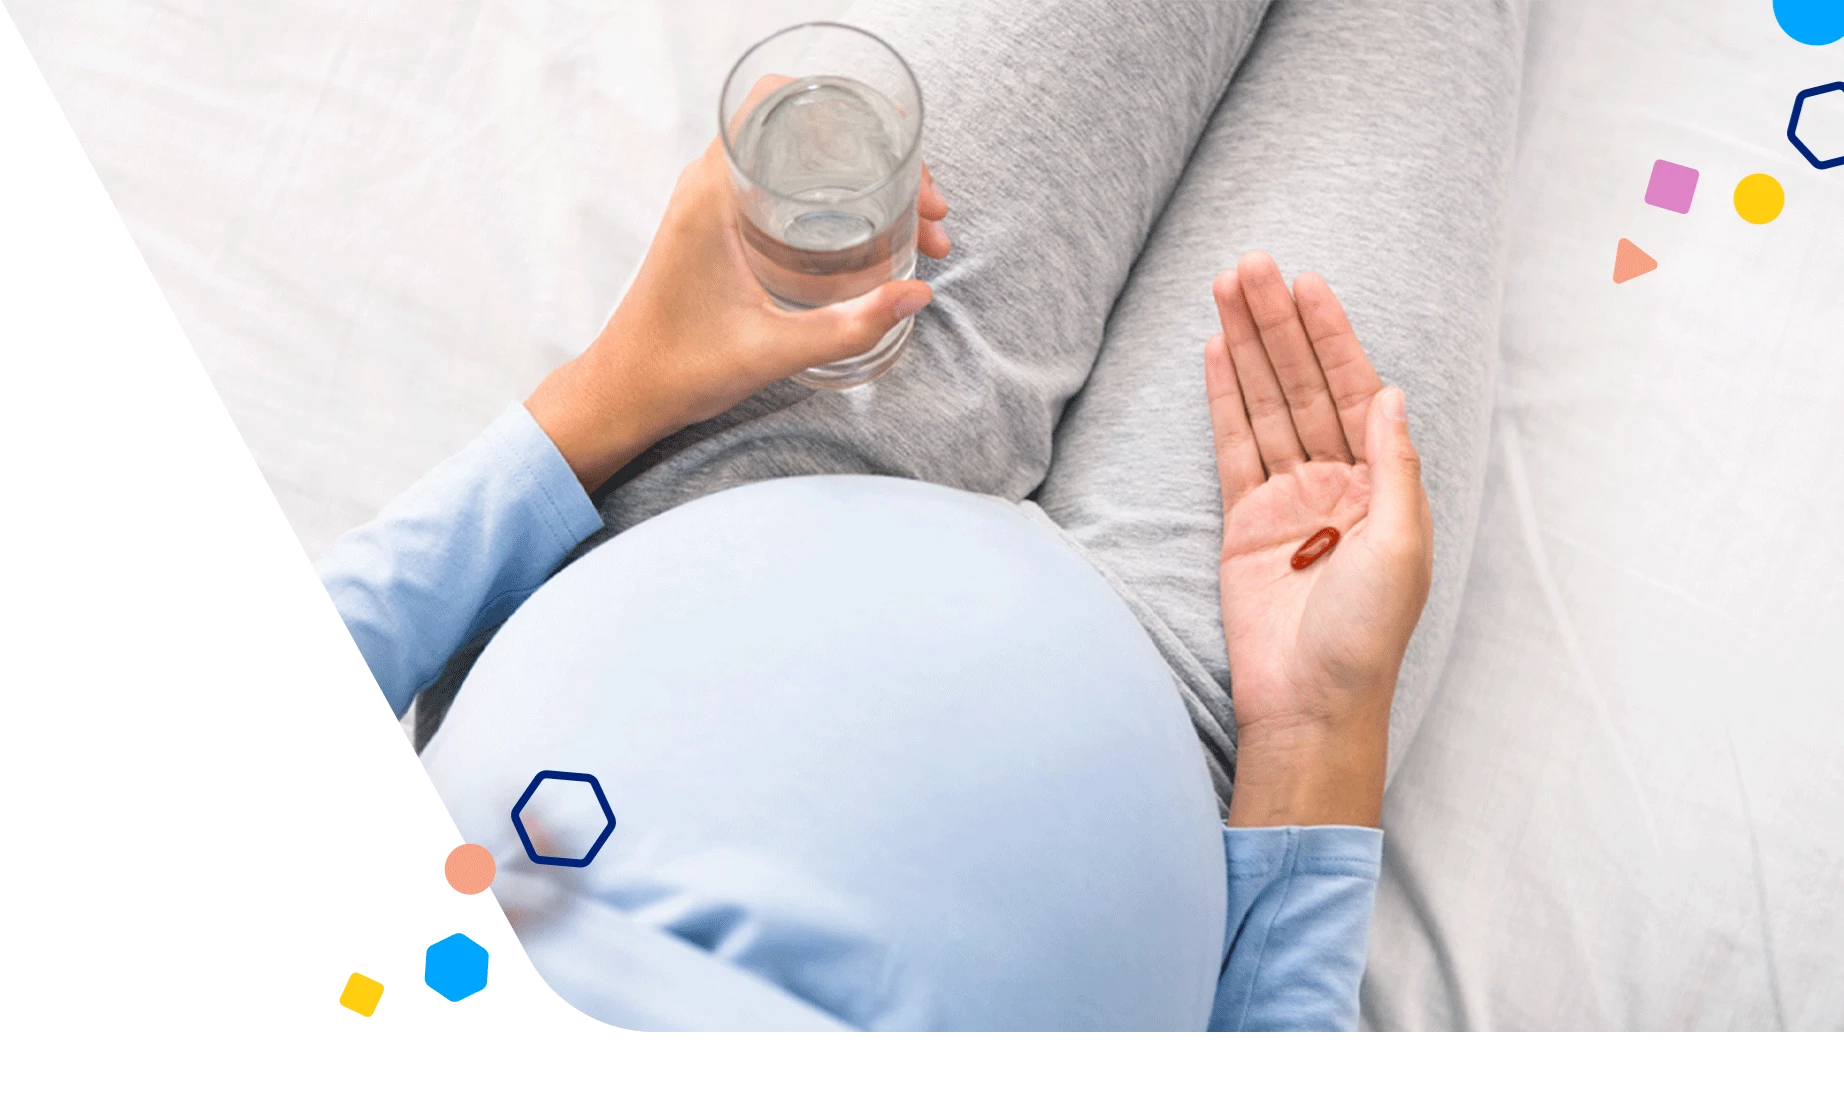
[339,973,384,1017]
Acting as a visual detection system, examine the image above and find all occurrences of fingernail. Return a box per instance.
[893,290,931,318]
[1381,386,1407,422]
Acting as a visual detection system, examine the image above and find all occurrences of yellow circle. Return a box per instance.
[1733,173,1785,224]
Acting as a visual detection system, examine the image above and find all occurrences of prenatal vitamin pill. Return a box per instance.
[1290,527,1340,570]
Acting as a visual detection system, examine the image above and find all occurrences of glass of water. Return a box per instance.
[720,23,924,390]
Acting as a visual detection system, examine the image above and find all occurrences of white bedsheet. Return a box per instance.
[13,0,1842,1028]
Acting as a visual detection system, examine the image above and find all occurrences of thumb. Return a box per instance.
[1363,386,1431,556]
[774,280,931,370]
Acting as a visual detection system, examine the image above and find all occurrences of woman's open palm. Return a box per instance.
[1206,254,1433,827]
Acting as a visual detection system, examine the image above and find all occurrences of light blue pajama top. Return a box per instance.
[318,403,1383,1031]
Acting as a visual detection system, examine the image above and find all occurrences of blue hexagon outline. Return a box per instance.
[1788,81,1844,170]
[424,932,489,1002]
[510,769,616,868]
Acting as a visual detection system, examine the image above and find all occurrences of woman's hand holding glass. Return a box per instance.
[526,143,951,492]
[1206,252,1434,829]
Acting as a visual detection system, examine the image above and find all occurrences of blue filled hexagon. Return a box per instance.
[1788,82,1844,169]
[424,932,489,1002]
[510,770,616,868]
[1776,0,1844,46]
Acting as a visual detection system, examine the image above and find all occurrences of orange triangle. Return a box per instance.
[1613,238,1657,283]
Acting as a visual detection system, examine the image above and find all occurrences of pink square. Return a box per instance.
[1644,159,1699,213]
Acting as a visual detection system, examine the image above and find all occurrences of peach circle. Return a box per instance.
[444,843,496,895]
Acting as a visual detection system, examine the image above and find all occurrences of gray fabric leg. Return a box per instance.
[417,1,1271,741]
[592,0,1272,532]
[1034,0,1529,806]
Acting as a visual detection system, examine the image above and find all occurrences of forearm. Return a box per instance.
[316,403,603,716]
[1214,708,1388,1030]
[1225,700,1390,829]
[524,329,677,494]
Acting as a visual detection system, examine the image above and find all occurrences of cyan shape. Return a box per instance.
[1776,0,1844,46]
[510,770,617,868]
[1787,82,1844,170]
[424,932,489,1002]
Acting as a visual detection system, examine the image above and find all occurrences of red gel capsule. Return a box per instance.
[1290,527,1341,570]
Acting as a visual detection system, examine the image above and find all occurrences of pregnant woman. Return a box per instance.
[318,1,1521,1029]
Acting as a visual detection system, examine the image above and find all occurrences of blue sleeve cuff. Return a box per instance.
[471,404,604,628]
[479,403,605,567]
[316,403,605,718]
[1210,825,1383,1032]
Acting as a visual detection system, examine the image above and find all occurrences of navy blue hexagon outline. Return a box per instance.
[1788,81,1844,170]
[510,769,616,867]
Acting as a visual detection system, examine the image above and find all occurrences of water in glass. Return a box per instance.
[731,76,917,311]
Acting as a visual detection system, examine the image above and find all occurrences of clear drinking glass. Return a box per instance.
[720,23,924,390]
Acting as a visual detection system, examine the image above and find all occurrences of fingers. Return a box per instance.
[918,164,948,221]
[755,163,945,366]
[1362,386,1434,576]
[918,219,951,259]
[917,165,950,259]
[1236,252,1352,463]
[1204,333,1267,514]
[1294,271,1384,463]
[1213,268,1307,474]
[775,279,931,369]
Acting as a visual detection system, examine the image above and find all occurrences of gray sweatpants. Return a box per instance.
[420,1,1528,809]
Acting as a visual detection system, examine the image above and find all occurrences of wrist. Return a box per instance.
[1225,702,1390,829]
[524,340,671,493]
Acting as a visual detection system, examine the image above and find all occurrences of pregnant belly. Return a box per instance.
[420,475,1225,1030]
